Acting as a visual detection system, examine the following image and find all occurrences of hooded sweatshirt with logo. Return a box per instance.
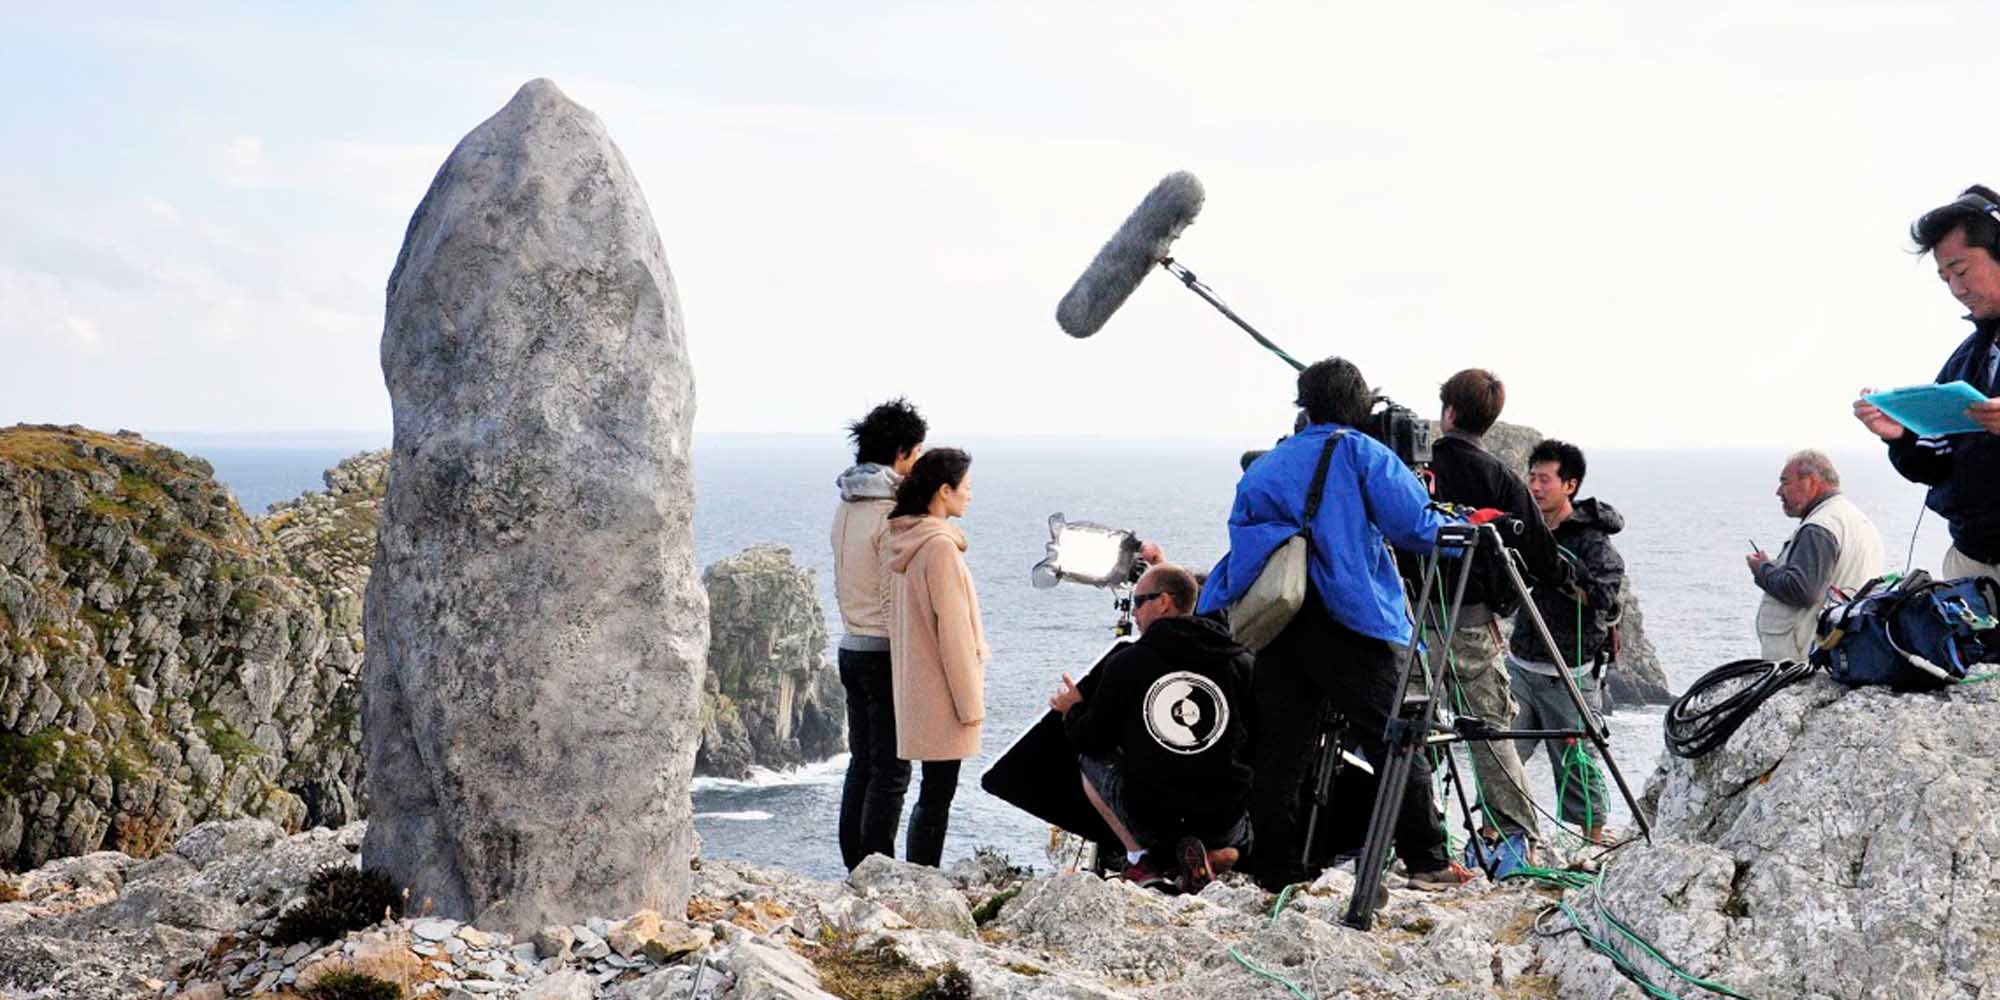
[1061,614,1254,835]
[831,464,900,651]
[885,514,989,761]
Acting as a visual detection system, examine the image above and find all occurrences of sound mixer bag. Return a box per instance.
[1810,571,2000,690]
[1228,431,1345,651]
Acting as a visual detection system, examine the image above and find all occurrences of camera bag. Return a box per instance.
[1810,571,2000,690]
[1228,430,1346,650]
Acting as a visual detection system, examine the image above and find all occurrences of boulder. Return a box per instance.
[697,545,844,778]
[847,854,975,938]
[362,78,708,936]
[1544,675,2000,999]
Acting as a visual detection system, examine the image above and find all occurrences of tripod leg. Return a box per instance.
[1344,538,1476,929]
[1485,524,1652,842]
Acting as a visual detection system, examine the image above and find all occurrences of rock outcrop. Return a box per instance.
[0,425,369,871]
[1542,676,2000,999]
[363,78,708,936]
[16,818,1580,999]
[697,546,844,780]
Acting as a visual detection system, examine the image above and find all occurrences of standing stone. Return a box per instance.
[362,78,708,936]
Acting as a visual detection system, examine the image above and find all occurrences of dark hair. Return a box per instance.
[1439,368,1506,435]
[847,397,927,466]
[1911,185,2000,256]
[1528,438,1586,489]
[889,447,971,518]
[1142,564,1200,614]
[1296,357,1373,427]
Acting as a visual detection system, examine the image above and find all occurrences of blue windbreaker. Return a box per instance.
[1196,422,1453,647]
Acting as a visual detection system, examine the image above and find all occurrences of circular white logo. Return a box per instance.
[1143,671,1230,755]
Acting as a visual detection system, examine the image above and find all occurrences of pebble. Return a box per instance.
[461,982,507,994]
[467,958,509,979]
[511,943,539,963]
[575,939,609,960]
[254,970,281,994]
[586,917,611,938]
[443,936,468,956]
[413,942,440,957]
[281,942,312,964]
[414,918,458,942]
[432,960,456,974]
[457,926,496,948]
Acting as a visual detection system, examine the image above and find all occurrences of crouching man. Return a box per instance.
[1049,564,1253,893]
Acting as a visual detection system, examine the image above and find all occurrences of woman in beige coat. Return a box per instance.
[885,447,988,866]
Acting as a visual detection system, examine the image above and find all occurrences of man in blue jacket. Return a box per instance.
[1854,185,2000,582]
[1199,357,1465,891]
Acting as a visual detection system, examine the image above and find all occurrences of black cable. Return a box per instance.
[1664,658,1820,759]
[1905,503,1925,576]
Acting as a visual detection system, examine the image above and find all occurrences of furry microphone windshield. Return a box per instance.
[1055,171,1205,338]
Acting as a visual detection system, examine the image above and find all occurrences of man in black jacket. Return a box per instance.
[1854,185,2000,583]
[1507,439,1624,845]
[1411,369,1569,859]
[1050,563,1253,893]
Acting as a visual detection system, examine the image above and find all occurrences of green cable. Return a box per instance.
[1227,883,1315,999]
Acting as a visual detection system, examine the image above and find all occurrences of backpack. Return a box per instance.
[1810,571,2000,690]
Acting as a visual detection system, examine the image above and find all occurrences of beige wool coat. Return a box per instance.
[885,515,989,761]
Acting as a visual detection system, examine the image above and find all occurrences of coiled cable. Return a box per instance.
[1665,658,1819,759]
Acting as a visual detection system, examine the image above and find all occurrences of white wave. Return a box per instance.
[691,754,849,793]
[694,810,773,821]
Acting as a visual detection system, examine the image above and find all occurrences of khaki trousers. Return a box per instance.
[1425,620,1539,841]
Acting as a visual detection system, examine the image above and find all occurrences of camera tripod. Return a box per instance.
[1341,521,1651,930]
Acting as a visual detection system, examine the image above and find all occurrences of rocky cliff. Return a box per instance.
[0,426,375,872]
[697,545,844,780]
[1541,676,2000,999]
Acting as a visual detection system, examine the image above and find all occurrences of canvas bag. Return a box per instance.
[1810,571,2000,690]
[1229,430,1346,651]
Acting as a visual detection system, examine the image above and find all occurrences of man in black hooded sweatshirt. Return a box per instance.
[1506,438,1624,845]
[1050,563,1253,894]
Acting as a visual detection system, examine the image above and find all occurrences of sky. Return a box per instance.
[4,2,2000,449]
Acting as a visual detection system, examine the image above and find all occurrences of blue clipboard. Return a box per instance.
[1865,381,1989,437]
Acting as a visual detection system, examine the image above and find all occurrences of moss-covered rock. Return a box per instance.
[0,426,379,870]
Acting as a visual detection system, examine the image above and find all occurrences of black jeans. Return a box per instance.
[837,648,911,870]
[1250,594,1448,890]
[904,760,961,867]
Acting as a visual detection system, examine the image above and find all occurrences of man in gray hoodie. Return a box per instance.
[833,398,927,869]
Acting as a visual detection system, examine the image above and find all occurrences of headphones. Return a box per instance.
[1951,189,2000,227]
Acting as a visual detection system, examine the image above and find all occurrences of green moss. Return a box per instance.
[227,583,270,615]
[811,938,973,1000]
[299,970,401,1000]
[971,886,1020,926]
[194,711,263,763]
[0,730,87,797]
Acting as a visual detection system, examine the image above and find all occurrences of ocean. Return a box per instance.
[188,435,1950,882]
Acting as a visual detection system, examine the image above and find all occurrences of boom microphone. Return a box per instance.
[1055,171,1205,338]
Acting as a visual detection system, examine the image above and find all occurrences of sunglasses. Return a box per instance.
[1132,591,1167,609]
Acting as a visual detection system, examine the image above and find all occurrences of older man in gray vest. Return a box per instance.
[1747,450,1886,661]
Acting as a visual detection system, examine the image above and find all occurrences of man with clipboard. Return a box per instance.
[1853,185,2000,582]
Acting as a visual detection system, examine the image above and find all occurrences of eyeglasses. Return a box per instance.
[1132,592,1167,609]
